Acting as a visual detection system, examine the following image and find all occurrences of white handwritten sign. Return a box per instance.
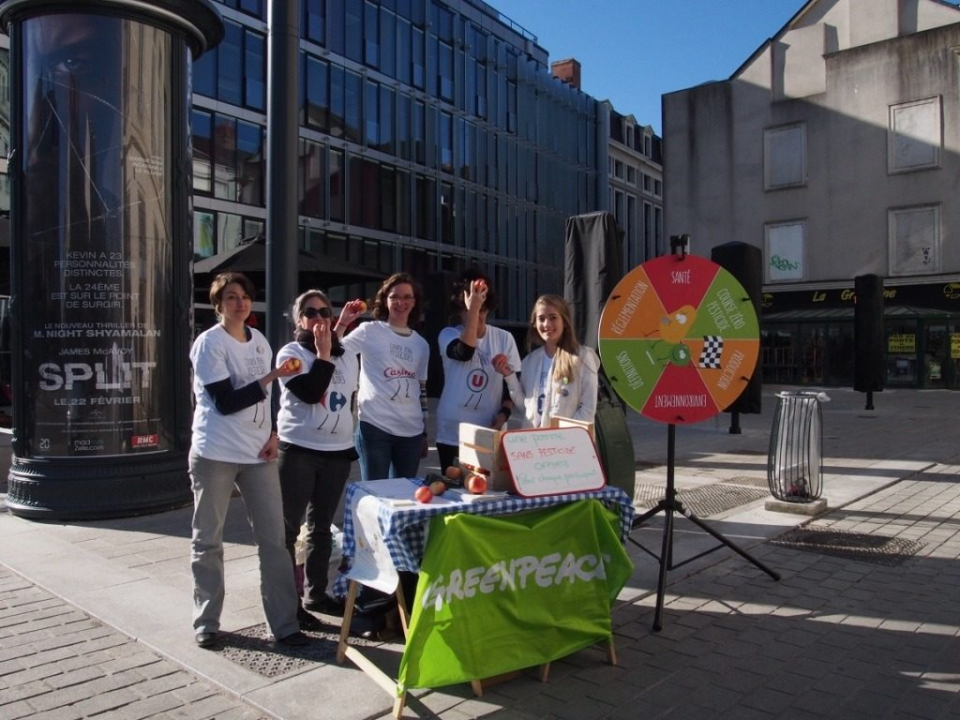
[501,427,606,497]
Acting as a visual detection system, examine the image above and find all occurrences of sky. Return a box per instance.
[501,0,807,135]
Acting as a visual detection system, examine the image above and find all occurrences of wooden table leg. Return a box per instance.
[336,580,359,664]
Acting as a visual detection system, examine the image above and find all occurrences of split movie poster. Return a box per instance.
[20,14,176,458]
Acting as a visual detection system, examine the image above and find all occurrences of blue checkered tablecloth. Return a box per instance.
[339,479,635,579]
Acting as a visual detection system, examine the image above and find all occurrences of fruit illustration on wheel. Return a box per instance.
[598,254,759,425]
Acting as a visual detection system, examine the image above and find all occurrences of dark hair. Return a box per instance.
[372,272,424,326]
[448,269,497,323]
[210,272,256,315]
[292,288,331,322]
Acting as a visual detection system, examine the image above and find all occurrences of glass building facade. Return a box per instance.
[191,0,603,327]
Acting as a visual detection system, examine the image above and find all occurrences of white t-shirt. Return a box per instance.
[341,321,430,438]
[435,324,522,446]
[276,342,360,452]
[190,324,273,463]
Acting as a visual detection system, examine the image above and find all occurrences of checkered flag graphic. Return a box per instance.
[699,336,724,369]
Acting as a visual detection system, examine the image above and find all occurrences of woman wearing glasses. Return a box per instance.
[276,290,360,620]
[188,272,307,649]
[336,273,430,481]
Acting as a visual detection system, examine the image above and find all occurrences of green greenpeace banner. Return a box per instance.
[398,500,633,691]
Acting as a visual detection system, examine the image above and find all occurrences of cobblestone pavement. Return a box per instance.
[0,568,267,720]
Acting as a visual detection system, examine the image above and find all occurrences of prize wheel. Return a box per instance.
[598,254,759,425]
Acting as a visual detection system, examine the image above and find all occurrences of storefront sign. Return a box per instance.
[951,334,960,359]
[397,500,632,690]
[888,334,916,353]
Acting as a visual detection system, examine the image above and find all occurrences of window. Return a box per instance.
[305,55,329,131]
[244,31,265,110]
[765,221,806,282]
[329,148,345,222]
[379,85,395,155]
[192,110,213,193]
[344,70,362,144]
[364,1,379,68]
[764,123,806,190]
[194,210,215,258]
[299,139,325,219]
[303,0,325,44]
[888,205,941,275]
[237,121,264,206]
[364,79,380,148]
[888,97,941,174]
[440,111,453,174]
[203,21,266,111]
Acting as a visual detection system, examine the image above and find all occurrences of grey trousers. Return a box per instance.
[189,452,300,640]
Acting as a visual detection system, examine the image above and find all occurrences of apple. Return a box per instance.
[285,358,302,372]
[414,486,433,504]
[429,480,446,496]
[466,474,487,495]
[444,465,462,481]
[474,280,487,293]
[356,299,368,312]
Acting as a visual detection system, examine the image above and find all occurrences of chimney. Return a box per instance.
[551,58,581,90]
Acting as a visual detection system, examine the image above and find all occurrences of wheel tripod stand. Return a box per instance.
[629,424,780,631]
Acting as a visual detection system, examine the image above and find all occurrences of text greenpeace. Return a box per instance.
[421,551,610,611]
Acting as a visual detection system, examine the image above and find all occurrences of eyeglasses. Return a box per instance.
[388,294,416,302]
[301,306,332,319]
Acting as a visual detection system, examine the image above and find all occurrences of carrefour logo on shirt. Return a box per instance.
[322,391,349,412]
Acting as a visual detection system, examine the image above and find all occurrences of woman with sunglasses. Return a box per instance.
[336,272,430,481]
[276,290,360,621]
[188,272,307,649]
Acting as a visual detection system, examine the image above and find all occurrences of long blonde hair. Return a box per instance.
[527,294,581,384]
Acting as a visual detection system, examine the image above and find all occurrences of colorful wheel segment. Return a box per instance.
[598,254,759,425]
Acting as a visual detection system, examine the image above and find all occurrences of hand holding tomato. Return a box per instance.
[491,353,512,376]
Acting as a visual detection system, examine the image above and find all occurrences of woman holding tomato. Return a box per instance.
[188,272,307,649]
[276,289,359,619]
[336,272,430,481]
[435,270,521,471]
[503,294,600,429]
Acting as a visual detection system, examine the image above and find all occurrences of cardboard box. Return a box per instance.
[458,423,511,491]
[549,416,595,442]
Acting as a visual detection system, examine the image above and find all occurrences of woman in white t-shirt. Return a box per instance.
[277,289,359,620]
[435,271,521,471]
[336,273,430,481]
[504,294,600,429]
[188,273,306,650]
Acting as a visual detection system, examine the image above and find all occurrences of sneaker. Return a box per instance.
[275,630,309,647]
[297,605,325,632]
[303,594,345,617]
[195,631,218,649]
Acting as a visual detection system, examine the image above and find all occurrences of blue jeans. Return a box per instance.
[356,420,422,481]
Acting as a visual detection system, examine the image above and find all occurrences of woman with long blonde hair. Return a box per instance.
[502,294,600,428]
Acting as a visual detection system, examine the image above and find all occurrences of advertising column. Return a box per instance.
[1,0,223,518]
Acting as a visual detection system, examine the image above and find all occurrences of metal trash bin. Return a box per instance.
[767,391,829,502]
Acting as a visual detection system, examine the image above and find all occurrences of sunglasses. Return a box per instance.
[301,306,332,319]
